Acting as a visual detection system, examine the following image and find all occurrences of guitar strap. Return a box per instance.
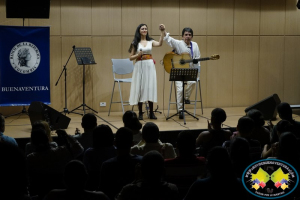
[190,42,193,58]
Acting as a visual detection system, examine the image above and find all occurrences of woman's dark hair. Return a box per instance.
[128,24,153,53]
[211,108,226,124]
[30,128,50,152]
[276,120,293,135]
[92,124,114,149]
[123,110,142,131]
[246,109,265,127]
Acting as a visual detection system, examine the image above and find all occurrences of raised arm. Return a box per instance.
[152,24,165,47]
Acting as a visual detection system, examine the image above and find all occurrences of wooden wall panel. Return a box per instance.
[28,0,61,35]
[92,36,122,112]
[259,36,284,100]
[122,0,151,36]
[260,0,285,35]
[234,0,260,35]
[207,0,234,35]
[152,0,180,36]
[2,0,300,115]
[179,0,207,35]
[284,36,300,104]
[0,0,23,26]
[49,36,63,111]
[206,36,234,108]
[285,0,300,35]
[61,37,92,112]
[92,0,121,36]
[233,36,259,106]
[61,0,92,36]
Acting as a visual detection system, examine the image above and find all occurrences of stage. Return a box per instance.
[5,106,291,139]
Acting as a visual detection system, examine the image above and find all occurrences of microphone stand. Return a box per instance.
[55,45,81,115]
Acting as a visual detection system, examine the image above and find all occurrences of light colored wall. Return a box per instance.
[1,0,300,115]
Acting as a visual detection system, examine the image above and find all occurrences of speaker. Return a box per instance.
[6,0,50,19]
[28,101,71,130]
[245,94,281,120]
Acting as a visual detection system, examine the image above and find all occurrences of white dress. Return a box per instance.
[129,41,157,105]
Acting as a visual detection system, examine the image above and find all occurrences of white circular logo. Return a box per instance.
[9,42,41,74]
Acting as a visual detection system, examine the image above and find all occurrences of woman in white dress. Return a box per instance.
[128,24,165,120]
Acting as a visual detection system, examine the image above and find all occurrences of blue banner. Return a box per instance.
[0,26,50,106]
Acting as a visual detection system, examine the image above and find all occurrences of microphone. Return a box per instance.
[72,45,75,49]
[140,49,143,60]
[297,0,300,9]
[193,59,198,64]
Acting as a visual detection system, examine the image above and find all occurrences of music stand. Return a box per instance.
[166,68,199,125]
[69,47,98,115]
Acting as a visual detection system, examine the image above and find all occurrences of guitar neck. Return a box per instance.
[184,57,210,63]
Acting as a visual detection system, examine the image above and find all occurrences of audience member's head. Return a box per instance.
[278,132,300,163]
[207,147,235,179]
[211,108,227,126]
[176,130,196,156]
[0,114,5,132]
[81,113,97,131]
[142,122,160,143]
[93,124,114,149]
[141,150,165,183]
[115,127,133,150]
[229,137,250,162]
[276,120,293,138]
[0,141,28,198]
[237,116,255,137]
[277,102,293,121]
[32,120,53,142]
[123,110,142,131]
[246,109,265,127]
[30,128,50,152]
[64,160,88,191]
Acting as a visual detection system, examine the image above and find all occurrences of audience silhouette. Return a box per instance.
[196,108,231,156]
[44,160,109,200]
[131,122,176,158]
[0,114,18,146]
[83,124,117,191]
[4,103,300,200]
[99,127,142,200]
[184,147,247,200]
[25,120,57,155]
[123,110,143,146]
[117,150,179,200]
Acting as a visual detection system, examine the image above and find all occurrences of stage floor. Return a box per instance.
[4,106,289,139]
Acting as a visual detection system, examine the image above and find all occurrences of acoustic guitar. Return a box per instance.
[162,52,220,73]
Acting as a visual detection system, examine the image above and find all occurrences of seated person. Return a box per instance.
[27,129,83,199]
[99,127,142,200]
[0,140,30,200]
[44,160,109,200]
[123,110,143,146]
[25,120,57,155]
[116,150,179,200]
[196,108,231,157]
[164,130,206,198]
[83,124,117,191]
[0,114,18,146]
[229,137,251,178]
[184,147,247,200]
[131,122,176,159]
[270,102,300,143]
[262,120,292,159]
[223,116,261,161]
[246,109,270,147]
